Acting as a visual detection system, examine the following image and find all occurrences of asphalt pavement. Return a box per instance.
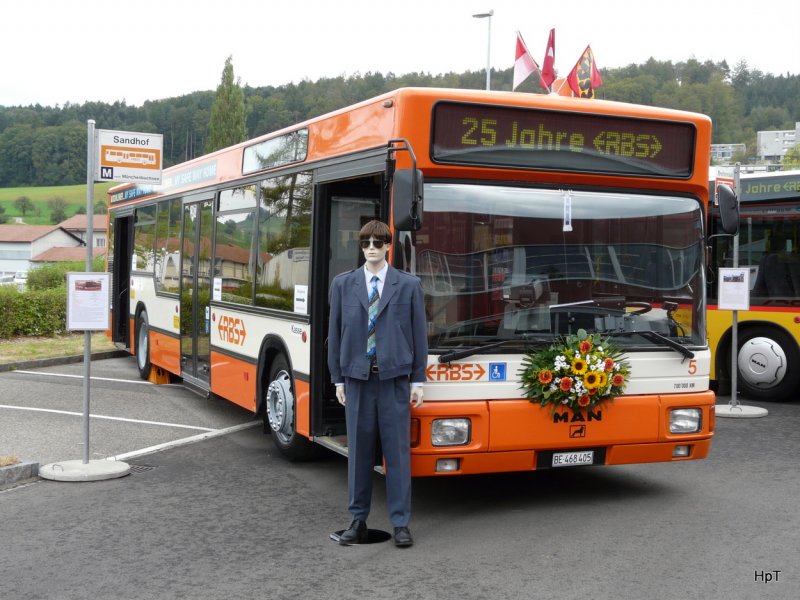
[1,356,798,600]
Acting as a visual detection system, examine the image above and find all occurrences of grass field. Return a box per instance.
[0,332,117,365]
[0,183,114,225]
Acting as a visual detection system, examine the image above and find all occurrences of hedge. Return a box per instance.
[27,257,106,292]
[0,286,67,337]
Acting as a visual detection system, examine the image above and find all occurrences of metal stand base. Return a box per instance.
[715,404,768,418]
[39,459,130,482]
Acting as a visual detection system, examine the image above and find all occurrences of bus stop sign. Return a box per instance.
[95,129,163,185]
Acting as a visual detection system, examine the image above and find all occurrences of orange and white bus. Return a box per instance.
[708,169,800,401]
[107,87,730,475]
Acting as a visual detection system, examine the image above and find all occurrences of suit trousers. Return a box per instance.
[344,373,411,528]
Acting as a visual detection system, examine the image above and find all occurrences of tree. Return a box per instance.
[14,196,34,216]
[205,56,247,153]
[48,197,67,224]
[783,144,800,170]
[0,203,7,224]
[94,199,108,214]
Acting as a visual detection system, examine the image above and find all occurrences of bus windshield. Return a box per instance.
[414,183,705,352]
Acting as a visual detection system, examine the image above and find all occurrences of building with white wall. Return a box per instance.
[0,225,84,275]
[757,122,799,162]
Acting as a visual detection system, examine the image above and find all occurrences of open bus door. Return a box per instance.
[110,214,132,346]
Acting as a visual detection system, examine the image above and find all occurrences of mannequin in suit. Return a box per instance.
[328,220,427,547]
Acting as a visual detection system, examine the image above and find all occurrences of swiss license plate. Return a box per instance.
[551,450,594,468]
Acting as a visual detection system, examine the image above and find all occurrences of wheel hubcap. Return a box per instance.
[738,337,786,388]
[266,370,294,442]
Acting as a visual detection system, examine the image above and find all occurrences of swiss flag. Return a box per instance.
[541,28,556,89]
[513,32,543,91]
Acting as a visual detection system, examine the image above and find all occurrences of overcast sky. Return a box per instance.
[1,0,797,107]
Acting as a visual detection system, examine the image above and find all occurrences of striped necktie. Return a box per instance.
[366,275,379,359]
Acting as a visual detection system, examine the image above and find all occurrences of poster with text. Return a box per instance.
[718,268,750,311]
[66,272,111,330]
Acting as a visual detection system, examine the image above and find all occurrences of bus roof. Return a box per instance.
[109,87,712,204]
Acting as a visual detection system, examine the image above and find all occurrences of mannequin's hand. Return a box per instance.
[410,387,424,408]
[336,385,346,406]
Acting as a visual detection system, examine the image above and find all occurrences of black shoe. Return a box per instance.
[393,526,413,547]
[338,520,368,545]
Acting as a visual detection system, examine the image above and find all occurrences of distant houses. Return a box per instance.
[0,216,107,276]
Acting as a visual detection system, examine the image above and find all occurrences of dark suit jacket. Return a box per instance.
[328,265,428,383]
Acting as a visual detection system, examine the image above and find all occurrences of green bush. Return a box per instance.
[27,257,106,291]
[0,286,67,337]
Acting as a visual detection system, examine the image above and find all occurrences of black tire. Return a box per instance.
[135,312,152,380]
[264,355,318,460]
[736,328,800,402]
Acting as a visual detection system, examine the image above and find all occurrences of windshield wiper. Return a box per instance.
[438,336,549,364]
[606,330,695,359]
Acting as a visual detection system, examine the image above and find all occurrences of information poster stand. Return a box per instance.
[716,165,767,419]
[39,120,145,482]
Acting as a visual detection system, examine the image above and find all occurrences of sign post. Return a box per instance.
[40,123,162,482]
[716,163,767,419]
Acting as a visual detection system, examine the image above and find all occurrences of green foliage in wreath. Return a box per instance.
[519,328,631,413]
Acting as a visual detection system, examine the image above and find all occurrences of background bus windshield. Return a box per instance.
[414,184,705,351]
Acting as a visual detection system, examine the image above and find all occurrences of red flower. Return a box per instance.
[580,340,593,354]
[578,394,591,407]
[612,373,625,387]
[604,358,615,372]
[588,387,598,396]
[559,377,573,392]
[538,370,553,385]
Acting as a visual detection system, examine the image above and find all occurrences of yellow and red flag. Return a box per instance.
[566,45,603,98]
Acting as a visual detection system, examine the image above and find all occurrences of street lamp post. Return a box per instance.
[473,10,493,90]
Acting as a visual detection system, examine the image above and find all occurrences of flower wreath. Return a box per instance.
[519,329,631,412]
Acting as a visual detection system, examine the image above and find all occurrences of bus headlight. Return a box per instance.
[670,408,702,433]
[431,418,471,446]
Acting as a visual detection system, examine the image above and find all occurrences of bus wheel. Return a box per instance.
[264,355,316,460]
[736,329,800,402]
[135,312,152,380]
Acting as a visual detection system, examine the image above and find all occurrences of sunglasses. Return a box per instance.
[359,239,386,249]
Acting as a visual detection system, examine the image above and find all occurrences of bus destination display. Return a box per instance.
[432,102,696,178]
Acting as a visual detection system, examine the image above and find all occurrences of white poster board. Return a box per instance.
[718,267,750,311]
[66,272,111,331]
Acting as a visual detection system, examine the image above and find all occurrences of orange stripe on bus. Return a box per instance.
[210,351,257,412]
[149,331,180,375]
[294,379,310,438]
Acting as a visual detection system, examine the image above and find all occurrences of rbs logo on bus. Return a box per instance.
[218,315,247,346]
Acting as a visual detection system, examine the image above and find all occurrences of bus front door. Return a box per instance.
[180,200,213,387]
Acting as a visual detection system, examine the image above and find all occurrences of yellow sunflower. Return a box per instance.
[583,370,602,390]
[571,357,588,375]
[598,372,608,388]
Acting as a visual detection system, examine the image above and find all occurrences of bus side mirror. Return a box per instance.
[717,184,739,236]
[393,169,423,231]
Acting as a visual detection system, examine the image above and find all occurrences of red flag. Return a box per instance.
[541,28,556,89]
[567,45,603,98]
[513,32,543,91]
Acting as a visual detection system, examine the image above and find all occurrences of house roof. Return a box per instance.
[31,247,106,262]
[0,225,61,242]
[58,214,108,231]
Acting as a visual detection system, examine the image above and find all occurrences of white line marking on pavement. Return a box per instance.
[108,421,260,461]
[0,404,215,431]
[13,370,154,385]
